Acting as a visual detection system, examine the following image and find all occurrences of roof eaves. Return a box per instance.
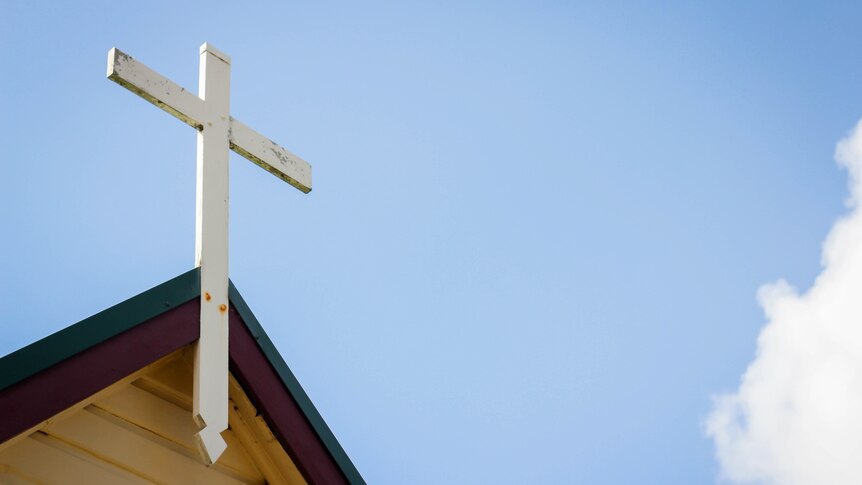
[0,269,364,484]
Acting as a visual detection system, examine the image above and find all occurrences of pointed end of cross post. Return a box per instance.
[194,425,228,466]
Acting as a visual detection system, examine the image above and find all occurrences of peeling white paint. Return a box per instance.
[106,44,312,466]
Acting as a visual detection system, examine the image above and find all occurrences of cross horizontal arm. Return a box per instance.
[107,48,206,130]
[229,118,312,193]
[107,46,312,194]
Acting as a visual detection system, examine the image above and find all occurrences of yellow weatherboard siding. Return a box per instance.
[0,347,306,485]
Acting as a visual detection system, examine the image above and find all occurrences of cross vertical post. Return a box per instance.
[193,44,231,464]
[106,43,313,466]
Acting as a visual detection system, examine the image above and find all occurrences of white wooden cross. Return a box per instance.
[106,43,312,465]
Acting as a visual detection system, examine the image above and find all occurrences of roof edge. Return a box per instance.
[0,268,200,392]
[0,269,364,483]
[228,280,366,485]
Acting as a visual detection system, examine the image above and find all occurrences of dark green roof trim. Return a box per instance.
[228,281,366,485]
[0,268,200,392]
[0,269,363,483]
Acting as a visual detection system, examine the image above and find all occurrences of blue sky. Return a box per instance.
[2,2,862,483]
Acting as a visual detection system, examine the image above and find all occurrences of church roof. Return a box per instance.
[0,269,364,485]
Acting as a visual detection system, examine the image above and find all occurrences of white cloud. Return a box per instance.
[707,119,862,485]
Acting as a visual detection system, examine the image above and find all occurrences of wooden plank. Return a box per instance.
[193,43,232,466]
[0,434,146,484]
[228,402,285,484]
[0,300,199,446]
[0,350,184,455]
[222,430,265,483]
[230,118,312,193]
[88,406,263,485]
[94,385,198,446]
[133,354,194,410]
[107,48,205,130]
[228,376,305,484]
[93,385,264,482]
[0,466,37,485]
[41,409,250,485]
[229,400,297,485]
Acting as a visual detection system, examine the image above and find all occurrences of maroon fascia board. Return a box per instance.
[0,293,354,485]
[0,299,200,444]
